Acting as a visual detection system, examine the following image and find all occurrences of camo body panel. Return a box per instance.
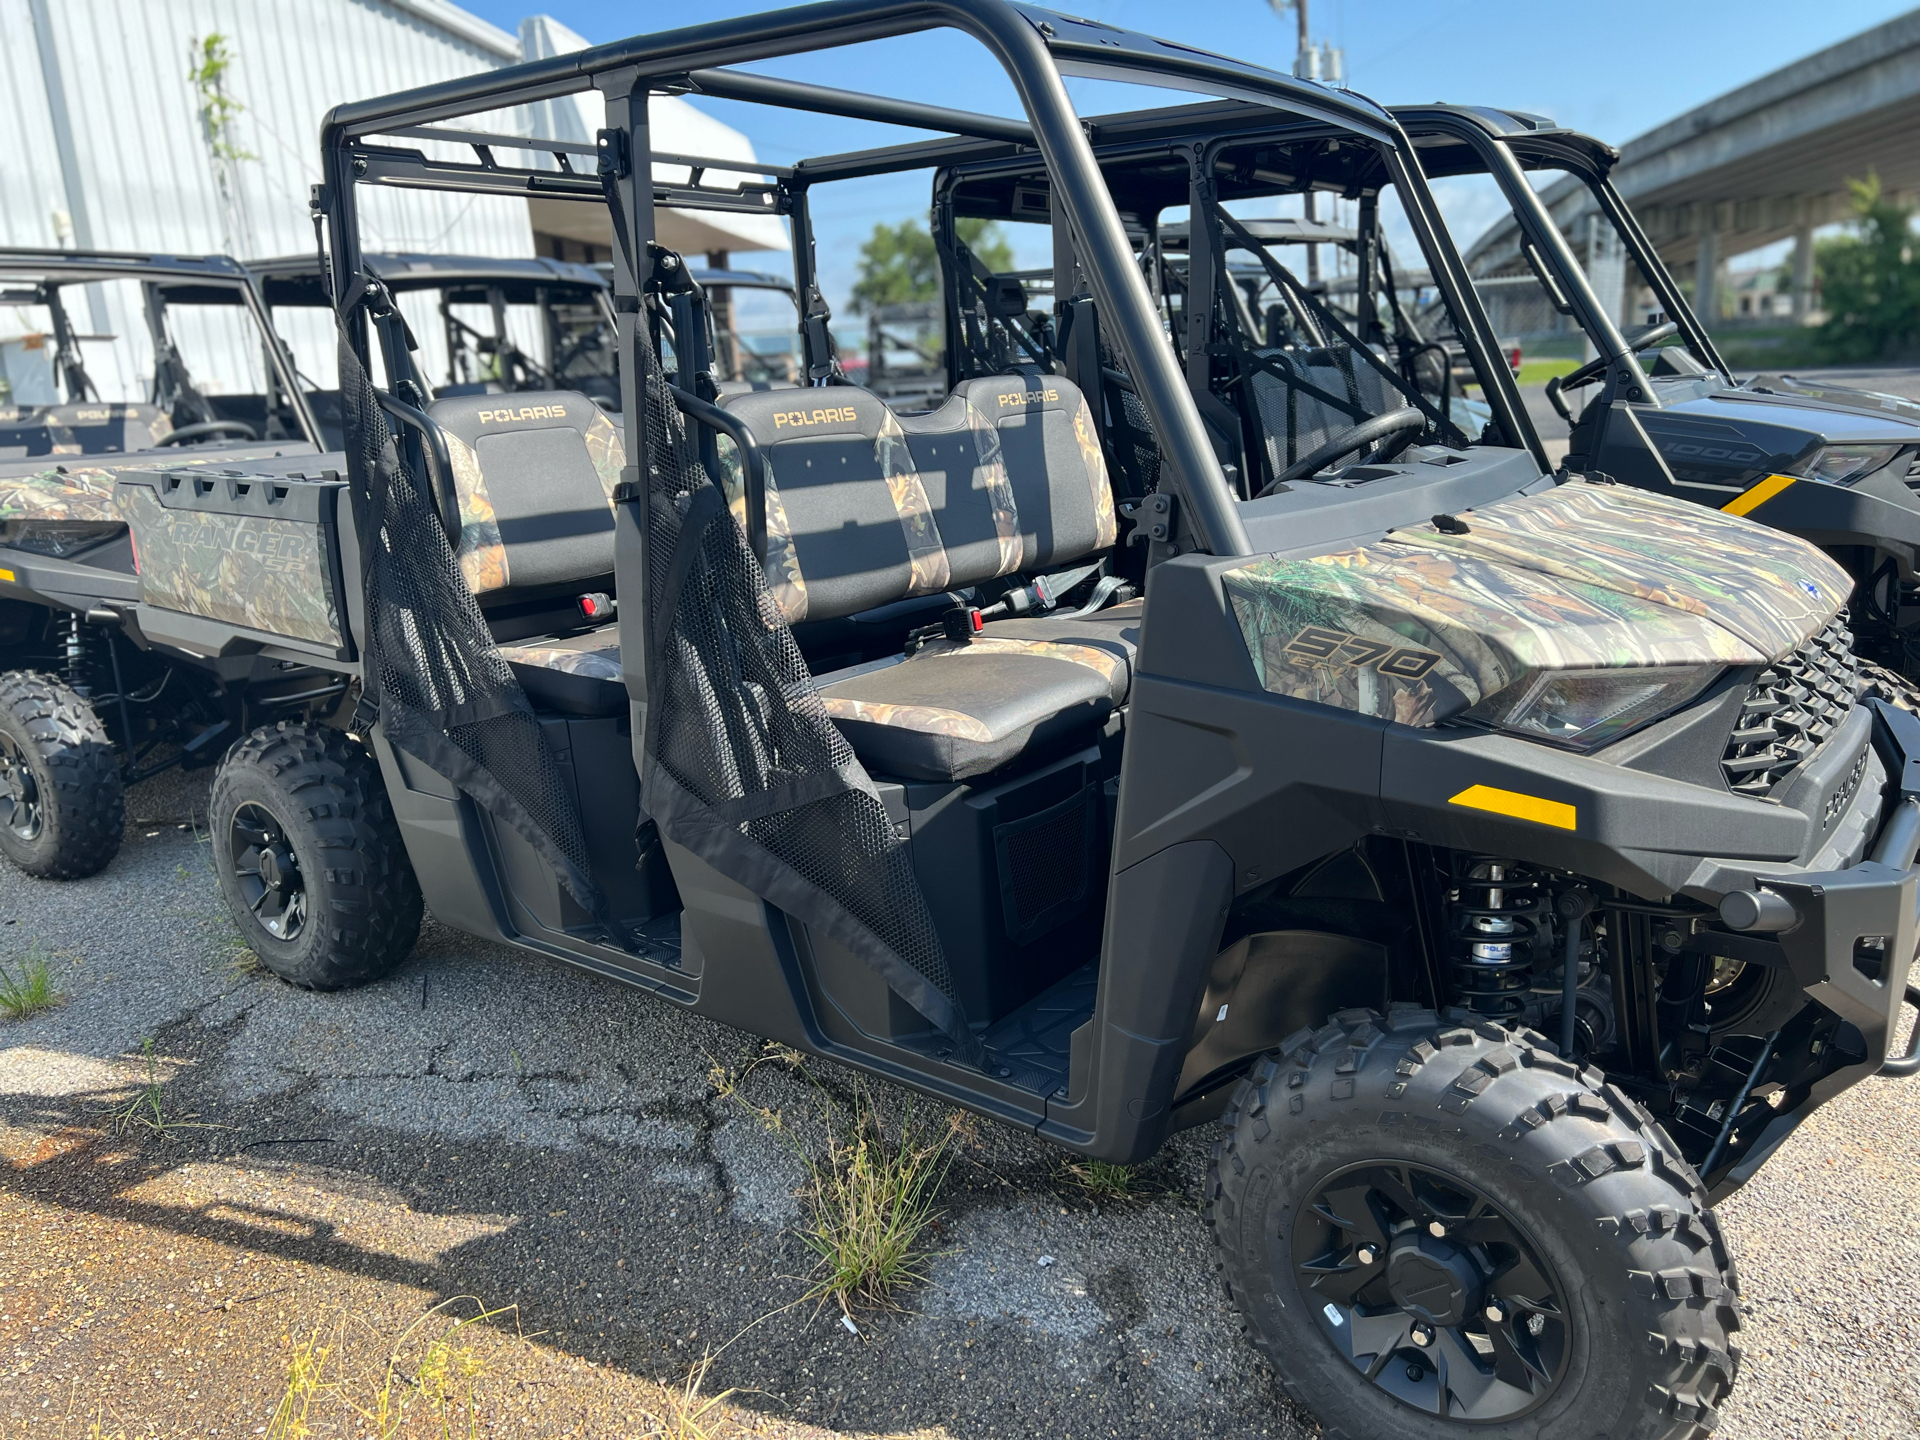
[0,451,240,524]
[1393,481,1851,659]
[1221,480,1843,727]
[115,486,342,647]
[498,639,621,680]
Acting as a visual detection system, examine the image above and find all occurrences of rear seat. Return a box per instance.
[423,389,625,713]
[435,377,1137,783]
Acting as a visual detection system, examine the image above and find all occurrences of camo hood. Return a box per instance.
[1222,478,1852,728]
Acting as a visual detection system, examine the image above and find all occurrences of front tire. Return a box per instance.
[0,670,124,879]
[210,722,422,989]
[1208,1006,1740,1439]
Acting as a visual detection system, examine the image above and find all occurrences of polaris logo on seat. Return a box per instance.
[998,388,1059,408]
[771,406,858,428]
[477,405,568,424]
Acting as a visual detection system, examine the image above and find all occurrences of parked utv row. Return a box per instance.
[0,6,1915,1438]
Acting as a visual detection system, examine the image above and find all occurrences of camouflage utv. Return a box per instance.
[168,8,1920,1439]
[0,249,332,878]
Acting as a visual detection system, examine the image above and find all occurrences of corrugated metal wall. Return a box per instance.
[3,0,538,399]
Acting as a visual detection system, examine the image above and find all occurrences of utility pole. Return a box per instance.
[1268,1,1327,282]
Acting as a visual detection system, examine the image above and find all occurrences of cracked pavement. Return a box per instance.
[2,768,1918,1437]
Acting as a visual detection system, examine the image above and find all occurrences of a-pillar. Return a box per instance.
[1790,222,1816,322]
[1692,227,1721,331]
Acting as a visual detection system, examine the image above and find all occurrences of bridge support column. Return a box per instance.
[1791,223,1816,323]
[1693,228,1722,331]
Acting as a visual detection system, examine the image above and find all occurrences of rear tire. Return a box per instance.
[0,670,123,879]
[1207,1005,1740,1439]
[210,722,422,989]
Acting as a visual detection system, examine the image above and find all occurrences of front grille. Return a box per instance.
[1721,613,1857,797]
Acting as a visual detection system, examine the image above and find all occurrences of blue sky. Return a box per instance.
[460,1,1917,314]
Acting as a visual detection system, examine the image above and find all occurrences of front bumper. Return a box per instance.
[1700,700,1920,1195]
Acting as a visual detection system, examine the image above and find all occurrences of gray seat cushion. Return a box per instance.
[498,627,622,715]
[815,635,1125,782]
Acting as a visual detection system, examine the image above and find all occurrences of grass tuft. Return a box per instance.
[267,1298,514,1440]
[645,1350,738,1440]
[1065,1159,1139,1201]
[798,1094,957,1315]
[0,943,63,1021]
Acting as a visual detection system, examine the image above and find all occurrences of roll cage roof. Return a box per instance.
[318,0,1539,557]
[248,253,608,309]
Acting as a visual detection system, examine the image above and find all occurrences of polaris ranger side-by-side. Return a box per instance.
[0,250,332,879]
[106,6,1917,1435]
[1391,105,1920,681]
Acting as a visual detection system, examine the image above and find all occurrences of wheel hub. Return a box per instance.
[0,734,42,841]
[228,803,306,942]
[1386,1232,1481,1327]
[1292,1160,1570,1423]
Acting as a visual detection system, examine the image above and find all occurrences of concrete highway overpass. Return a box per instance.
[1464,8,1920,324]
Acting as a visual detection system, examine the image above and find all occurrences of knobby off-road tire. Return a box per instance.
[0,670,123,879]
[210,722,422,989]
[1208,1005,1740,1440]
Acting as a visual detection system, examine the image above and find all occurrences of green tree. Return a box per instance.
[1816,172,1920,362]
[849,216,1014,313]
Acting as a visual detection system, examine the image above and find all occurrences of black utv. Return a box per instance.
[1390,105,1920,680]
[0,249,335,879]
[174,7,1916,1436]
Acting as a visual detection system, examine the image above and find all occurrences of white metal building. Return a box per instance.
[2,0,784,399]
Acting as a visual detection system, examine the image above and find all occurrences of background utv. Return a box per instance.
[30,6,1910,1437]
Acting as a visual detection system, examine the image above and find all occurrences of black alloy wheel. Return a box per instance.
[0,731,43,842]
[1294,1160,1569,1421]
[227,801,308,942]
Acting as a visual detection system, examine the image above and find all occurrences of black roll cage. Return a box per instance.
[1393,105,1736,396]
[319,0,1546,562]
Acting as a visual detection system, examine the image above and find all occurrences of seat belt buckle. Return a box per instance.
[577,591,615,621]
[905,606,983,655]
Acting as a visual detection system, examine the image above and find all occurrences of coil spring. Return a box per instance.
[1446,858,1545,1017]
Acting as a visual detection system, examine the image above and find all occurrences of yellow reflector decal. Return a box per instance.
[1721,473,1797,517]
[1448,784,1577,831]
[0,568,14,584]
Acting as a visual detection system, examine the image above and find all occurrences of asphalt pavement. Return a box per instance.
[1,750,1917,1437]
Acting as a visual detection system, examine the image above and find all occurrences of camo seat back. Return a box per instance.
[717,377,1115,626]
[424,390,625,598]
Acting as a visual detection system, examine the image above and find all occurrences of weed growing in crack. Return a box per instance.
[0,942,62,1020]
[104,1038,218,1138]
[1065,1159,1142,1202]
[265,1328,331,1439]
[799,1091,958,1316]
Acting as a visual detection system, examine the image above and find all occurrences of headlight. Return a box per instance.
[1464,665,1722,751]
[1800,444,1903,484]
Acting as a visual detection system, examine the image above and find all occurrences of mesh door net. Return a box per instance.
[634,350,988,1069]
[336,331,622,944]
